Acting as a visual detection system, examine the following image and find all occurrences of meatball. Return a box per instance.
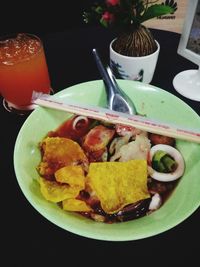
[149,133,175,146]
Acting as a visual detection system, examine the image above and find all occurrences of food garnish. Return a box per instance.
[150,144,185,182]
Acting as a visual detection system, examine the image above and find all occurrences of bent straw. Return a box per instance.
[32,93,200,144]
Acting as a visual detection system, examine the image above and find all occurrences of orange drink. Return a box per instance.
[0,33,51,111]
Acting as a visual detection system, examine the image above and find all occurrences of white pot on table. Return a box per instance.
[110,39,160,83]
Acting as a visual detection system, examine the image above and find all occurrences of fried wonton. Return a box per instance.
[55,165,85,187]
[62,199,92,212]
[86,160,150,214]
[39,165,88,212]
[39,177,82,202]
[38,137,88,178]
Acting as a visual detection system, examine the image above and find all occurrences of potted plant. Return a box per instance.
[83,0,174,83]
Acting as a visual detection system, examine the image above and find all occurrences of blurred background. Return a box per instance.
[0,0,188,36]
[144,0,188,33]
[0,1,94,36]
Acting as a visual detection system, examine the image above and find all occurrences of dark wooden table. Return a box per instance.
[1,26,199,266]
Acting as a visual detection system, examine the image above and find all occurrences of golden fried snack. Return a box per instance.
[55,165,85,187]
[86,160,150,214]
[62,199,92,212]
[39,177,82,202]
[38,137,88,178]
[39,165,89,212]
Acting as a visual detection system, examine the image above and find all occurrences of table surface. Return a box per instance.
[1,26,199,266]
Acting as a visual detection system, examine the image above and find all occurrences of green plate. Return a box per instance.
[14,80,200,241]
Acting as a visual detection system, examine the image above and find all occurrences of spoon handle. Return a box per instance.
[92,48,115,99]
[92,48,137,115]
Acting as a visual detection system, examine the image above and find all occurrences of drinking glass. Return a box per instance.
[0,33,51,115]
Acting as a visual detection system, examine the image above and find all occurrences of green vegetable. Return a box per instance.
[152,150,177,173]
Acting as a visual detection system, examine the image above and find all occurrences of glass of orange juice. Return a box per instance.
[0,33,51,114]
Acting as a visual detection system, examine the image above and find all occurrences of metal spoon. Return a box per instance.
[92,48,137,115]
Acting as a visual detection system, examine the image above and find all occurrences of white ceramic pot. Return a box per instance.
[110,39,160,83]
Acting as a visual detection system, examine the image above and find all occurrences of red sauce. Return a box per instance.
[48,115,94,142]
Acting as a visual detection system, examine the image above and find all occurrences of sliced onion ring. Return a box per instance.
[72,116,88,130]
[150,144,185,182]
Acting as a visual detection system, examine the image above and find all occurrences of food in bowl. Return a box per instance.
[37,114,185,223]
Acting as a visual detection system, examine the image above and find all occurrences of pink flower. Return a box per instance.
[106,0,119,6]
[102,11,114,22]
